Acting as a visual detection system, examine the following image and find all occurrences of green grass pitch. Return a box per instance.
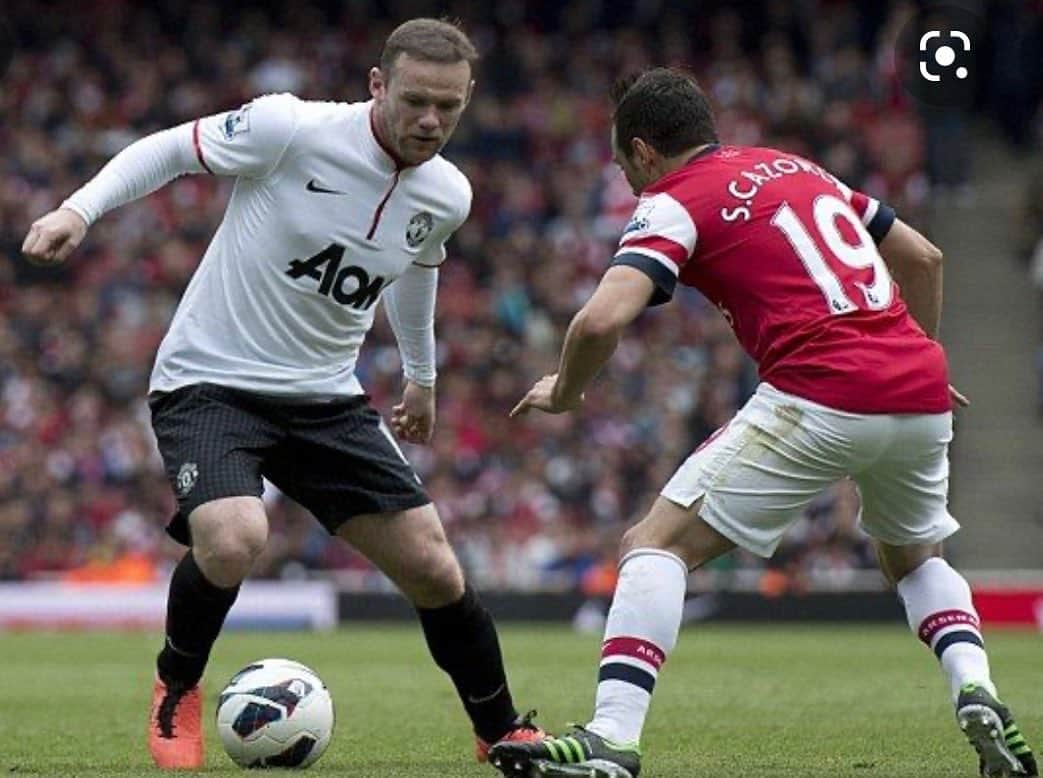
[0,624,1038,776]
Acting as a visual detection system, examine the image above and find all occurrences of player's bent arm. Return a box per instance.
[23,125,198,265]
[553,266,655,404]
[383,263,438,388]
[61,124,202,228]
[877,218,944,339]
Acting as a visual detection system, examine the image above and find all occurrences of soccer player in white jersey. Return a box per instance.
[22,18,543,770]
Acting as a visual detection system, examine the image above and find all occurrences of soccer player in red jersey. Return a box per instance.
[492,69,1036,778]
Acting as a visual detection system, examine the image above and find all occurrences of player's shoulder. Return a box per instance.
[419,154,471,196]
[656,144,843,205]
[286,96,368,133]
[275,98,375,158]
[240,91,304,124]
[416,154,473,217]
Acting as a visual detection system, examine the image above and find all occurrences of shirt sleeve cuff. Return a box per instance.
[611,252,677,306]
[59,199,95,228]
[866,202,896,244]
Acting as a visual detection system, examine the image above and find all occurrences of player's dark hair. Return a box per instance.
[611,68,718,159]
[380,18,479,79]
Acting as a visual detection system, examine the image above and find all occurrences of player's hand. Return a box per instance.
[510,373,583,417]
[391,380,435,444]
[949,384,970,408]
[22,208,88,266]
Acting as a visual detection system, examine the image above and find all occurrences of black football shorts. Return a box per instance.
[148,383,430,545]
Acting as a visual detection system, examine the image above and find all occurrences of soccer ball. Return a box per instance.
[216,658,334,769]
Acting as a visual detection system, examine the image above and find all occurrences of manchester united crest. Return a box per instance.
[406,211,434,248]
[176,462,199,497]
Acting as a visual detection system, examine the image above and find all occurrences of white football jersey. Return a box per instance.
[149,93,471,396]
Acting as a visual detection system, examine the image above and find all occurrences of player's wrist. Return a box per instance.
[405,373,436,390]
[58,202,92,230]
[551,380,583,408]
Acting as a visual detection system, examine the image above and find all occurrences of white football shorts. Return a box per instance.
[661,382,959,557]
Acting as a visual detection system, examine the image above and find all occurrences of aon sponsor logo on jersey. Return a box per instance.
[286,244,391,310]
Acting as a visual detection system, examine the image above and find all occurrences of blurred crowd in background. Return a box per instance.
[2,0,1042,591]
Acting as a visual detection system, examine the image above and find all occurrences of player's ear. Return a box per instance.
[369,67,386,99]
[632,137,654,167]
[464,78,476,106]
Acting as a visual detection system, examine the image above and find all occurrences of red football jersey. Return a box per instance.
[613,145,950,414]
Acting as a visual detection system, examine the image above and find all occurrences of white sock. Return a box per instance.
[586,549,687,746]
[896,557,994,701]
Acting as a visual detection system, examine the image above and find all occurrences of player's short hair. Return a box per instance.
[380,18,479,79]
[611,68,718,159]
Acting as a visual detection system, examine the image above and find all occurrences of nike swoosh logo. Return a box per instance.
[306,179,347,195]
[466,684,505,704]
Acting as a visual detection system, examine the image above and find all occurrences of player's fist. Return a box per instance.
[391,381,436,445]
[949,384,970,408]
[22,208,88,266]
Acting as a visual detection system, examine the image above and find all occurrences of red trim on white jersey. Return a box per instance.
[192,120,214,175]
[366,170,401,241]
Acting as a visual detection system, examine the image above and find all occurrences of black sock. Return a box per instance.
[416,584,518,743]
[156,551,240,687]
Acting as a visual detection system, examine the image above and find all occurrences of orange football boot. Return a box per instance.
[476,710,544,763]
[149,677,204,769]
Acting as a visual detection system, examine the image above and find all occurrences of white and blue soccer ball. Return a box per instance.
[216,658,334,769]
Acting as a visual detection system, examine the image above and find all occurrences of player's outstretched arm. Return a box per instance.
[511,265,654,416]
[877,218,944,339]
[22,208,87,266]
[22,95,297,268]
[21,124,203,267]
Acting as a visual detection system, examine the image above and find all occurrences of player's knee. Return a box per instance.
[197,530,266,586]
[877,541,945,586]
[619,526,643,558]
[401,535,465,608]
[619,519,712,569]
[192,509,268,587]
[620,523,671,559]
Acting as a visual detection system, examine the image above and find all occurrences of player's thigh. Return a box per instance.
[336,503,464,607]
[623,495,736,569]
[853,412,959,547]
[264,396,431,531]
[662,383,854,558]
[262,397,455,602]
[149,383,280,546]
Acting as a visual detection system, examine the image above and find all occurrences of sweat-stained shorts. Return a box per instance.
[661,382,959,557]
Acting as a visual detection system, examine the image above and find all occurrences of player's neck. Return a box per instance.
[368,103,409,169]
[647,143,716,187]
[670,143,714,171]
